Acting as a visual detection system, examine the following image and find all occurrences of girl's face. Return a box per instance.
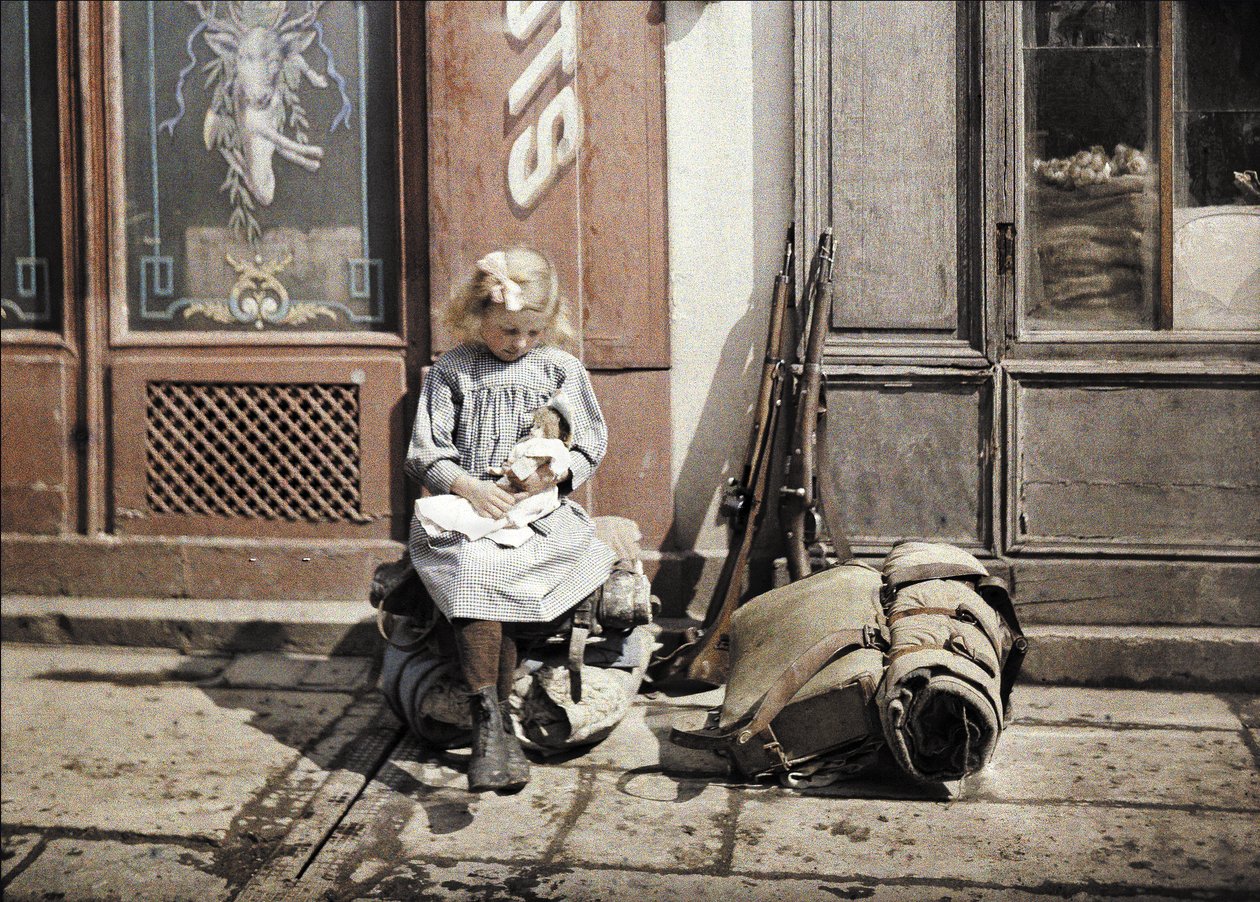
[480,304,549,362]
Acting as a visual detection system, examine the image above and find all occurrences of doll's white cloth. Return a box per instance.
[415,488,560,547]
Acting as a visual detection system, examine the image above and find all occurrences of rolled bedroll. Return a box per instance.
[876,542,1027,782]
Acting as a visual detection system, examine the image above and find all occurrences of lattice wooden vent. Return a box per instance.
[145,381,369,522]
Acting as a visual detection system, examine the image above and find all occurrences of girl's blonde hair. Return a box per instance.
[444,246,576,350]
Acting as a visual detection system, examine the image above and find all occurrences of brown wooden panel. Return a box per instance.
[426,1,668,368]
[828,1,958,332]
[110,353,405,539]
[587,368,671,550]
[0,351,76,534]
[820,374,992,551]
[1010,375,1260,553]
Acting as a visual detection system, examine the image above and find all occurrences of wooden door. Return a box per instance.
[798,1,998,564]
[88,0,425,542]
[1,1,80,536]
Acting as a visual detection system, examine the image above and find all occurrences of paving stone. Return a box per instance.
[1,670,355,839]
[302,655,374,690]
[1011,686,1241,730]
[335,859,1196,901]
[1,831,42,881]
[965,724,1260,809]
[732,794,1260,891]
[557,769,733,871]
[304,738,576,882]
[552,704,728,776]
[1225,693,1260,728]
[218,652,314,688]
[2,838,229,902]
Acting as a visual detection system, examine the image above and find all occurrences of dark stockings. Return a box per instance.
[451,618,519,700]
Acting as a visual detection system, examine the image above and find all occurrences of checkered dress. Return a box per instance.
[405,343,616,622]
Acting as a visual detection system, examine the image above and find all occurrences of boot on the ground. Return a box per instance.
[499,700,531,787]
[468,685,526,791]
[467,686,516,792]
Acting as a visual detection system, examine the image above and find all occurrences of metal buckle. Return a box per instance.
[763,734,792,772]
[863,624,889,652]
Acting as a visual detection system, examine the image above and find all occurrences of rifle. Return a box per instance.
[679,229,830,686]
[781,227,851,578]
[718,225,794,532]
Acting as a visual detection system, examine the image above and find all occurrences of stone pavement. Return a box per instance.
[1,643,1257,901]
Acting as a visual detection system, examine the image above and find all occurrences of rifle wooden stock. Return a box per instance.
[686,379,785,684]
[781,229,834,582]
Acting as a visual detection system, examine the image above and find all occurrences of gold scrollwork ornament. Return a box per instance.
[182,252,337,328]
[226,251,292,328]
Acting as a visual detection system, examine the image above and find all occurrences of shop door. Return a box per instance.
[798,0,1258,618]
[797,1,1000,565]
[85,1,426,542]
[1,1,79,537]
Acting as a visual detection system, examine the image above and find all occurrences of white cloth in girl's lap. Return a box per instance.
[413,437,572,546]
[414,486,560,547]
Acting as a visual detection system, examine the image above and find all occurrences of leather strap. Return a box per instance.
[886,640,998,677]
[736,625,883,743]
[886,607,959,624]
[568,596,595,702]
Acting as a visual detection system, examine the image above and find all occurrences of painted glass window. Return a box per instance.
[1022,1,1259,333]
[1,0,63,332]
[115,0,398,333]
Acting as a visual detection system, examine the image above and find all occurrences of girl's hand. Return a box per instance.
[452,475,517,520]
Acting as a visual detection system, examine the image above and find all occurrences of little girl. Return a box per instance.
[405,247,615,793]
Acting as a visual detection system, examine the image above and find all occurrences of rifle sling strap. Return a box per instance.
[568,595,596,702]
[736,625,885,743]
[886,607,960,624]
[672,626,885,755]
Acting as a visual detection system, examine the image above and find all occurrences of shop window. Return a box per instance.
[1022,0,1259,333]
[1,0,63,332]
[110,1,399,334]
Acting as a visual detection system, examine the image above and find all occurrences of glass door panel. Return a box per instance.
[1,0,64,331]
[1021,0,1160,332]
[110,0,399,335]
[1172,1,1260,331]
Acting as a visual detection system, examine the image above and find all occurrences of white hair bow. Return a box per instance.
[476,252,525,312]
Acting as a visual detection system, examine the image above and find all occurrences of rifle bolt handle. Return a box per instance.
[780,486,807,497]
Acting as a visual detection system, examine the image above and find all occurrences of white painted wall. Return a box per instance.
[664,1,795,561]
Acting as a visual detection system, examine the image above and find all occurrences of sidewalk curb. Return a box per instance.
[4,596,1259,689]
[0,596,380,656]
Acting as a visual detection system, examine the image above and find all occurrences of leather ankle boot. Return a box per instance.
[499,699,531,787]
[467,686,511,792]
